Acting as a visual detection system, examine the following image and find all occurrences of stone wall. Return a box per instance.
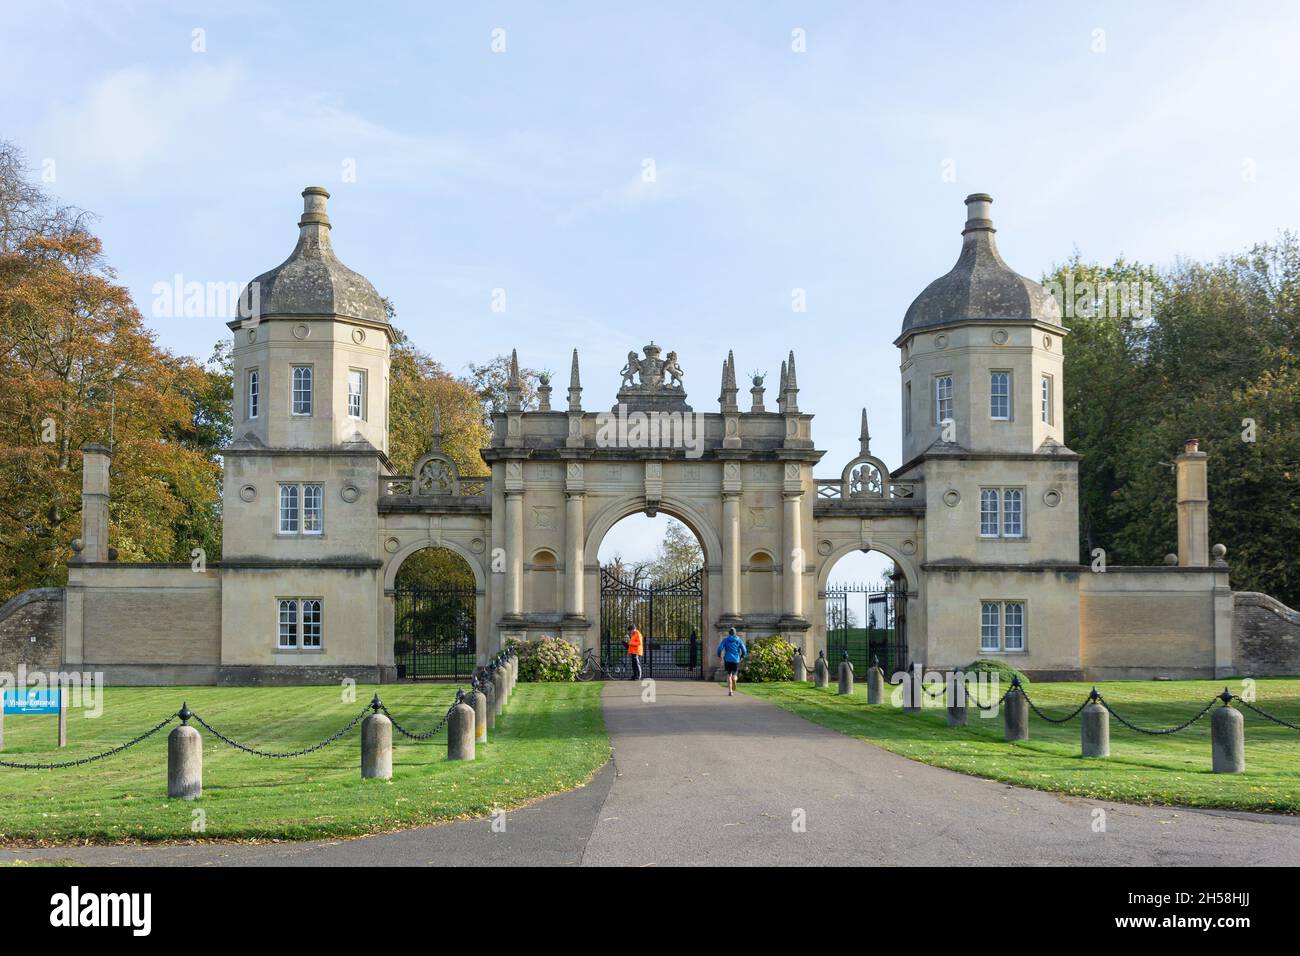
[1079,567,1229,679]
[1232,592,1300,676]
[65,565,222,684]
[0,588,64,672]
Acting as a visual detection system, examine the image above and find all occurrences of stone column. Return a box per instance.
[565,492,585,619]
[1176,438,1209,567]
[781,489,804,620]
[721,492,741,619]
[79,444,112,562]
[504,489,525,619]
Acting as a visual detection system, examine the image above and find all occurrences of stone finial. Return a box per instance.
[430,408,443,449]
[718,352,739,413]
[749,370,766,413]
[963,192,993,234]
[505,349,523,412]
[567,348,582,411]
[777,352,799,414]
[859,408,871,455]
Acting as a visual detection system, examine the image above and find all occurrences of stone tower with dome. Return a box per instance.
[893,193,1085,676]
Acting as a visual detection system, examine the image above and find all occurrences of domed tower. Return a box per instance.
[229,186,393,453]
[897,193,1082,677]
[896,193,1065,463]
[218,188,395,681]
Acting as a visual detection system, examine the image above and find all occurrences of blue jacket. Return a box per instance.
[717,634,747,663]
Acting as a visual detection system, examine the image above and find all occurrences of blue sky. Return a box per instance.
[5,1,1298,566]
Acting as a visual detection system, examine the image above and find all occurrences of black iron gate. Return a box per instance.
[825,578,908,676]
[600,567,704,679]
[394,585,476,680]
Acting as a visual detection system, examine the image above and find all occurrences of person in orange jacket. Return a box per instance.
[625,626,643,681]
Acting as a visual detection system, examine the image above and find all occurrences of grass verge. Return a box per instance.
[739,678,1300,813]
[0,682,609,845]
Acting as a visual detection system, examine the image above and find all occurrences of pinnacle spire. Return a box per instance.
[567,348,583,412]
[859,408,871,455]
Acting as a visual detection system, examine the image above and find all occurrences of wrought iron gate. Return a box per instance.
[600,567,704,679]
[394,585,476,680]
[825,578,908,676]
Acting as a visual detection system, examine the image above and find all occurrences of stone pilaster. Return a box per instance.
[781,462,806,623]
[563,461,586,624]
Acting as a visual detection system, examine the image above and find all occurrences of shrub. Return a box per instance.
[962,658,1030,686]
[511,636,582,682]
[740,636,798,682]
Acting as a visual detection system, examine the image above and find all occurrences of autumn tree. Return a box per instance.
[0,150,222,600]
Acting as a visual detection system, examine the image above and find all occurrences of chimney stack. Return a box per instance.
[1175,438,1209,567]
[79,444,112,562]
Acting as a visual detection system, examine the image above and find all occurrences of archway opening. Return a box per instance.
[393,546,477,680]
[597,513,706,679]
[823,549,908,675]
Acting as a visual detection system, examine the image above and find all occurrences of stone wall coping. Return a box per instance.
[0,587,64,624]
[1234,590,1300,621]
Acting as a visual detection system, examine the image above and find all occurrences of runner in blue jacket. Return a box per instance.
[717,627,747,696]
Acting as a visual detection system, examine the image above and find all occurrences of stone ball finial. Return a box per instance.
[107,547,119,561]
[70,538,84,553]
[1163,553,1178,566]
[1212,543,1227,560]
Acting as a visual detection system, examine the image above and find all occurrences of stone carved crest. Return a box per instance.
[620,342,684,389]
[615,342,692,412]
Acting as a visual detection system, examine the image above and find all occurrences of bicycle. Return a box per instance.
[577,648,630,682]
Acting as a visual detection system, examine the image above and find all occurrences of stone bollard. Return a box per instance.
[468,686,488,744]
[946,673,968,726]
[490,667,505,718]
[837,654,854,695]
[1003,683,1029,742]
[866,663,885,705]
[1211,693,1245,773]
[1081,692,1109,757]
[792,649,807,682]
[447,696,476,761]
[510,653,519,690]
[481,674,497,729]
[167,705,202,800]
[496,660,510,709]
[813,651,829,689]
[902,665,921,713]
[361,698,392,780]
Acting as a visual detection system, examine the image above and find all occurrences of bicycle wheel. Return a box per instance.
[577,656,599,682]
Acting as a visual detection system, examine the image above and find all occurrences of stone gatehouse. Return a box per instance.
[7,187,1299,684]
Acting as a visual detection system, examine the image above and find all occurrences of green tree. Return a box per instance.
[1047,237,1300,606]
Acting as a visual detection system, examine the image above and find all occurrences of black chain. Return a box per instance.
[1020,689,1092,724]
[0,713,177,770]
[1232,696,1300,731]
[380,698,458,740]
[1095,693,1218,736]
[191,705,370,757]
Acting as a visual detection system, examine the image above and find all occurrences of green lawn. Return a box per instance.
[0,682,609,845]
[740,678,1300,813]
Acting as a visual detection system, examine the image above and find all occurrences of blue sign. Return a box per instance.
[3,688,61,715]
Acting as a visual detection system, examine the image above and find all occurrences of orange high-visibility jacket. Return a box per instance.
[627,629,643,655]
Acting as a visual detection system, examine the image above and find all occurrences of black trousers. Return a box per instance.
[629,654,642,680]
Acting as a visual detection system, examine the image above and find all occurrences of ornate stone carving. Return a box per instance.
[615,342,691,411]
